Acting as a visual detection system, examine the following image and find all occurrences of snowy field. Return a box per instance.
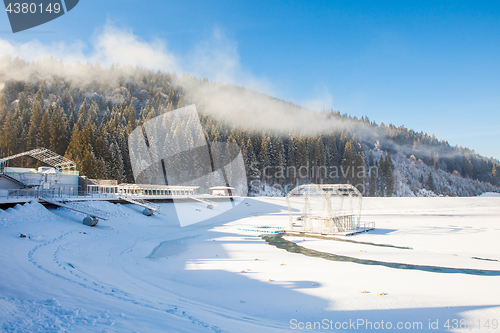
[1,197,499,332]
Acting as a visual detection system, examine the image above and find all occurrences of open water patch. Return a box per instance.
[262,234,500,276]
[285,233,411,250]
[148,240,188,259]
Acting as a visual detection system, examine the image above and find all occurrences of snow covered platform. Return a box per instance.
[285,222,375,236]
[0,194,240,208]
[237,226,286,234]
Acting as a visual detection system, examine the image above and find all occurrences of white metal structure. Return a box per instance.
[39,198,109,226]
[187,196,218,209]
[0,148,77,174]
[286,184,364,235]
[119,196,161,215]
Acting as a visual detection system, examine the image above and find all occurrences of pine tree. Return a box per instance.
[312,137,325,183]
[426,172,434,192]
[13,107,26,154]
[296,136,308,183]
[127,101,136,134]
[67,97,77,132]
[119,131,134,183]
[369,162,377,197]
[367,150,375,196]
[245,138,259,181]
[75,99,89,131]
[93,124,111,164]
[274,136,286,185]
[61,88,71,111]
[81,146,98,178]
[260,136,270,181]
[0,92,7,127]
[383,152,394,196]
[65,127,83,166]
[378,154,385,196]
[287,137,297,170]
[492,164,499,186]
[109,141,125,182]
[341,140,355,184]
[353,153,366,192]
[1,112,17,156]
[464,155,474,178]
[49,104,69,155]
[268,136,277,170]
[27,98,43,149]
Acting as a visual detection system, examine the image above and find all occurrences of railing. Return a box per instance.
[119,195,161,212]
[2,187,79,199]
[6,188,56,199]
[354,222,375,231]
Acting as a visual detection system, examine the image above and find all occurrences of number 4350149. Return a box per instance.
[5,3,61,14]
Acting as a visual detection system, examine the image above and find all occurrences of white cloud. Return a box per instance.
[0,23,274,93]
[301,85,334,111]
[0,23,347,135]
[184,27,274,94]
[91,24,180,73]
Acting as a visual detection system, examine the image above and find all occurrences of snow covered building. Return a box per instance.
[0,167,80,198]
[209,186,235,196]
[0,173,24,191]
[0,148,80,198]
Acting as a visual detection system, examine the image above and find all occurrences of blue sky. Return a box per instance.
[1,0,500,159]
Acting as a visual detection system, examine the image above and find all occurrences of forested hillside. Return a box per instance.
[0,57,498,196]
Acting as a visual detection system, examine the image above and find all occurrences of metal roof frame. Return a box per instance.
[0,148,77,173]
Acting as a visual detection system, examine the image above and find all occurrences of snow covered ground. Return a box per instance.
[1,197,499,332]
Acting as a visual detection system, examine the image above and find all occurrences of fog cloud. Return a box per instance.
[0,23,344,133]
[0,24,472,160]
[0,23,380,143]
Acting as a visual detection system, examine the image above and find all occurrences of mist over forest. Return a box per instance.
[0,57,499,196]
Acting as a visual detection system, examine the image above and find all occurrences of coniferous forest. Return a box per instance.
[0,57,499,196]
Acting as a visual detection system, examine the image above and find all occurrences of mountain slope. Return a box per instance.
[0,57,498,196]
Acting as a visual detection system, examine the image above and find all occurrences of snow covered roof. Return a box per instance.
[118,184,199,190]
[209,186,235,190]
[4,167,38,174]
[480,192,500,197]
[38,167,62,174]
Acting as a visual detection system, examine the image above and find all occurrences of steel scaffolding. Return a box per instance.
[286,184,365,235]
[0,148,77,174]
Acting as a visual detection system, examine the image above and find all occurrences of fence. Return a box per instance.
[2,186,80,199]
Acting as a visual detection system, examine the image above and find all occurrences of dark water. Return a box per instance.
[262,234,500,276]
[148,240,188,259]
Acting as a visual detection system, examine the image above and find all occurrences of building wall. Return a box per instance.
[0,176,24,190]
[2,169,80,196]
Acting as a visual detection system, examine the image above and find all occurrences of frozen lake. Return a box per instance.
[1,197,499,332]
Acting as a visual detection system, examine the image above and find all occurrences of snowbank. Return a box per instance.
[0,201,58,227]
[0,298,117,332]
[480,192,500,197]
